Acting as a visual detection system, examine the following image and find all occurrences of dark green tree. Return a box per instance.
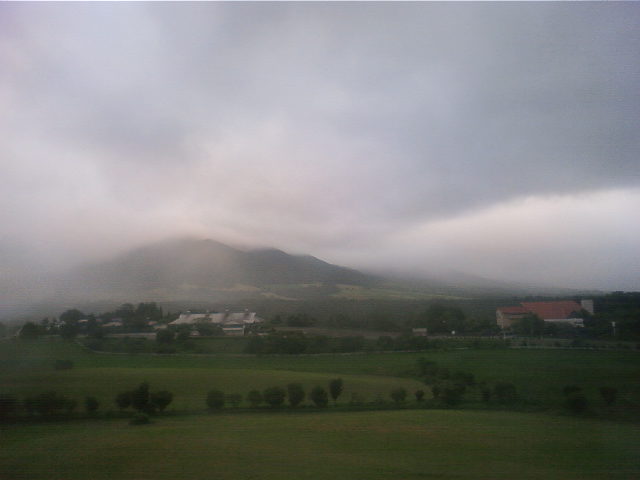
[156,329,175,344]
[263,386,286,408]
[195,322,223,337]
[115,391,132,410]
[493,382,517,404]
[599,387,618,406]
[150,391,173,412]
[206,390,225,410]
[310,386,329,407]
[84,396,99,415]
[131,383,150,412]
[287,383,305,407]
[432,381,465,406]
[0,394,18,419]
[26,391,72,416]
[391,387,407,404]
[514,314,545,337]
[329,378,343,404]
[565,392,588,414]
[415,389,425,402]
[225,393,242,408]
[19,322,41,340]
[247,390,263,407]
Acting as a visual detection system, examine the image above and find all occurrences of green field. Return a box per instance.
[2,338,639,413]
[0,339,426,410]
[2,338,640,479]
[1,410,638,480]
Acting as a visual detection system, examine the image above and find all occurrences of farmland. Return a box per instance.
[1,337,639,479]
[2,338,639,413]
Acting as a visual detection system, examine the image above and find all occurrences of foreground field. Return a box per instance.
[1,410,638,480]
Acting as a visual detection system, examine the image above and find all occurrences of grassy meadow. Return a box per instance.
[1,410,638,480]
[1,337,639,479]
[2,338,639,412]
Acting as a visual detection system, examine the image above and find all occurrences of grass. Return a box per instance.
[1,410,638,480]
[0,339,425,410]
[0,367,425,411]
[2,338,639,414]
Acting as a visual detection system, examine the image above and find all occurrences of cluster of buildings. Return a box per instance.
[496,299,593,329]
[169,310,264,336]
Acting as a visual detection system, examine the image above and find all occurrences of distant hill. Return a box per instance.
[52,238,378,302]
[1,237,604,320]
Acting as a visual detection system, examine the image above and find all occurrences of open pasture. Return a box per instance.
[2,339,640,413]
[1,410,638,480]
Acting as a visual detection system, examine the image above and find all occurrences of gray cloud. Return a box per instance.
[1,3,639,290]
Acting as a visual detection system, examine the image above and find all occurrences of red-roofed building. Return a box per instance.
[497,300,590,329]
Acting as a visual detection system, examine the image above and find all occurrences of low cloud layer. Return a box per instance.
[1,3,639,290]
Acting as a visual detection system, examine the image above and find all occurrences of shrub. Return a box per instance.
[565,392,588,414]
[432,381,465,406]
[129,413,150,425]
[562,385,582,397]
[24,391,75,416]
[415,390,425,402]
[206,390,225,410]
[115,391,132,410]
[150,390,173,412]
[263,387,286,408]
[247,390,263,408]
[493,382,517,404]
[0,394,19,419]
[481,387,492,403]
[226,393,243,408]
[329,378,343,404]
[599,387,618,406]
[54,360,74,370]
[390,387,407,404]
[85,396,99,415]
[131,383,151,413]
[287,383,305,408]
[451,371,475,387]
[310,386,329,407]
[155,329,175,344]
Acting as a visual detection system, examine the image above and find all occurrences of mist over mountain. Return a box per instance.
[52,238,378,303]
[0,237,604,321]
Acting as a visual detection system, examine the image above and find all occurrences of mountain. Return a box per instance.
[1,238,602,320]
[53,238,378,302]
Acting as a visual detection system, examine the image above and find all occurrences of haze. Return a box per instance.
[1,3,639,292]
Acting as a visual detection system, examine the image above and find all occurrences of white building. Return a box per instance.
[169,310,263,336]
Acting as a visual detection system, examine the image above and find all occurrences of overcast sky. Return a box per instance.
[1,3,639,291]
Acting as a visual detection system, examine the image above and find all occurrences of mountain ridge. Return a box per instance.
[53,238,378,302]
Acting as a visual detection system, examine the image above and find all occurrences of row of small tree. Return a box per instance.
[115,383,173,414]
[0,392,100,418]
[207,379,344,409]
[562,385,618,414]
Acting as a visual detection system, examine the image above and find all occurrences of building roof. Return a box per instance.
[497,306,529,315]
[169,311,262,326]
[520,301,582,320]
